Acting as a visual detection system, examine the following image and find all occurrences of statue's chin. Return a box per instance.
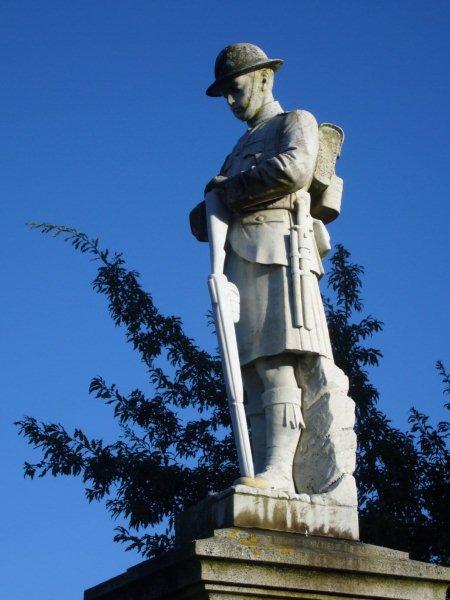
[232,109,248,122]
[231,105,257,122]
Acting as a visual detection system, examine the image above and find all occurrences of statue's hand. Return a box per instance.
[204,175,228,196]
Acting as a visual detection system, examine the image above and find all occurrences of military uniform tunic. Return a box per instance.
[218,101,333,366]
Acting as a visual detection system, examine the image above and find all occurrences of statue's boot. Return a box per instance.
[254,386,304,494]
[234,411,274,490]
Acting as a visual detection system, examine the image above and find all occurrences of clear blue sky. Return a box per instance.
[2,1,449,598]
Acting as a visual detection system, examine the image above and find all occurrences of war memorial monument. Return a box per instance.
[85,44,449,600]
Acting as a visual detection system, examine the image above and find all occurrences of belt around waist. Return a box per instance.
[239,194,295,214]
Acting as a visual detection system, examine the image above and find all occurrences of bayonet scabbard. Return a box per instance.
[292,192,314,331]
[290,225,303,328]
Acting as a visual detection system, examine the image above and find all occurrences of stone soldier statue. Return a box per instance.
[190,43,357,507]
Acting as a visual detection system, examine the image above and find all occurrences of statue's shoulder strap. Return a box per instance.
[271,113,344,184]
[270,109,318,150]
[264,109,301,154]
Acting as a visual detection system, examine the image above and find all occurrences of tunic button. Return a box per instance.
[255,215,265,222]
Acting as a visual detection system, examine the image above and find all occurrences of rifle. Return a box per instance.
[290,190,314,331]
[205,191,255,479]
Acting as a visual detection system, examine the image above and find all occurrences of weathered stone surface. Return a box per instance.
[293,357,358,505]
[84,528,450,599]
[195,43,357,506]
[175,485,359,544]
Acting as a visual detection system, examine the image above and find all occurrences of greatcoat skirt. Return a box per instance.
[224,247,333,367]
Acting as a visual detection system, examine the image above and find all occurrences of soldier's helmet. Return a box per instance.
[206,43,283,97]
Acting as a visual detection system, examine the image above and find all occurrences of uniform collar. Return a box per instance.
[247,100,284,130]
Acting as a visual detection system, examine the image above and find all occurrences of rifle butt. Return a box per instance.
[208,273,255,478]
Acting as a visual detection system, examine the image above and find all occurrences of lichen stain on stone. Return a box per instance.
[313,522,354,540]
[237,533,260,547]
[234,502,310,536]
[237,538,261,558]
[271,501,288,531]
[277,545,295,556]
[235,507,264,529]
[224,528,239,540]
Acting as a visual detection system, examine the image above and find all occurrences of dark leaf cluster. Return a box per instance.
[18,223,239,558]
[324,245,449,563]
[16,228,449,564]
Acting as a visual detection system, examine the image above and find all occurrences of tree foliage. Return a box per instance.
[16,227,449,563]
[325,246,449,563]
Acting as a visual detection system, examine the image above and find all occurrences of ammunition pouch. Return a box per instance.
[189,200,208,242]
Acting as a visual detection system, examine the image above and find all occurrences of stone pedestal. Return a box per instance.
[85,527,450,599]
[176,484,359,543]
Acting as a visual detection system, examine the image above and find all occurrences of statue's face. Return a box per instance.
[222,72,265,122]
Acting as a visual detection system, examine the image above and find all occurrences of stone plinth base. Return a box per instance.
[84,528,450,599]
[176,485,359,543]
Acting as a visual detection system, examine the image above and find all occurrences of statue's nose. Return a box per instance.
[227,94,235,107]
